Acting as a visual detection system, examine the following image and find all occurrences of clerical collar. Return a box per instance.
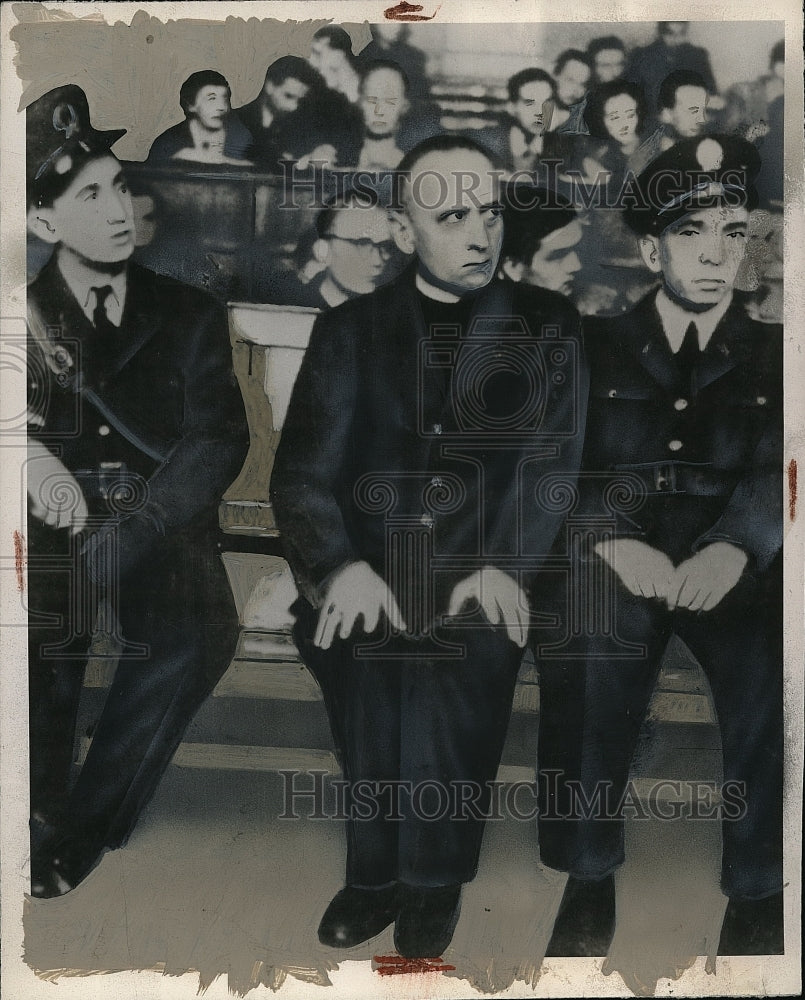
[319,273,349,308]
[655,286,733,353]
[415,271,462,303]
[57,250,127,327]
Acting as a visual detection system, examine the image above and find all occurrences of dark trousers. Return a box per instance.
[27,518,238,856]
[534,556,783,901]
[293,598,523,888]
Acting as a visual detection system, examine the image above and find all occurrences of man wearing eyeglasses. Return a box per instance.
[304,188,402,309]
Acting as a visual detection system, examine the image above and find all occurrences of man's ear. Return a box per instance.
[500,258,525,282]
[639,235,663,274]
[27,206,60,245]
[659,107,672,125]
[388,208,415,255]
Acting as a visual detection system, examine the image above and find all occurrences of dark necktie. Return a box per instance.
[675,321,700,391]
[91,285,115,333]
[89,285,117,378]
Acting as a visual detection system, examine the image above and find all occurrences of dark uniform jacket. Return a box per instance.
[271,265,588,620]
[27,257,249,583]
[579,291,782,572]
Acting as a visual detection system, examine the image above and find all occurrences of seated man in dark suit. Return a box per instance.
[238,55,363,172]
[625,21,717,126]
[25,86,248,898]
[535,135,784,957]
[548,49,593,134]
[271,135,587,958]
[477,68,556,174]
[309,24,361,104]
[146,70,253,165]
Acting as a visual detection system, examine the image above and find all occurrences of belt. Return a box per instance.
[614,462,738,497]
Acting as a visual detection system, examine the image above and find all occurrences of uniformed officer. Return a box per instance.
[25,86,249,897]
[534,135,783,956]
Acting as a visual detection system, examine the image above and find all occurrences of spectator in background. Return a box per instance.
[721,39,784,208]
[625,21,717,121]
[583,80,649,171]
[498,187,582,298]
[548,50,592,134]
[310,25,361,103]
[723,39,784,140]
[657,69,711,147]
[357,60,410,169]
[477,68,555,173]
[588,35,627,85]
[237,56,362,170]
[147,71,253,165]
[360,23,430,99]
[296,188,402,309]
[237,56,324,169]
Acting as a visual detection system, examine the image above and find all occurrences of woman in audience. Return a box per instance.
[581,79,650,183]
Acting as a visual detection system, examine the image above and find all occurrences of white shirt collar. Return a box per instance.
[57,250,127,327]
[655,287,733,353]
[358,135,404,170]
[415,271,461,303]
[509,123,543,160]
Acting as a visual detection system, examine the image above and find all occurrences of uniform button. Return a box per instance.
[674,398,688,411]
[756,396,767,406]
[608,389,617,398]
[98,424,111,436]
[668,439,683,452]
[432,423,442,435]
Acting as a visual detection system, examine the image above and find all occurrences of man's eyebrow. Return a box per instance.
[75,182,100,198]
[724,220,748,232]
[671,217,704,231]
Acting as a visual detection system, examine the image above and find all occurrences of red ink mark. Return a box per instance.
[384,2,441,22]
[788,459,797,521]
[373,954,456,976]
[14,530,26,591]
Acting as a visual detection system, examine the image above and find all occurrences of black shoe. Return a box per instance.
[718,892,784,955]
[30,833,106,900]
[318,885,401,948]
[545,874,616,957]
[394,884,462,959]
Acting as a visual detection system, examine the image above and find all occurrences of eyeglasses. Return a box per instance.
[326,235,397,259]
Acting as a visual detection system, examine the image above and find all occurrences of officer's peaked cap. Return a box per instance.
[623,134,761,237]
[27,85,126,206]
